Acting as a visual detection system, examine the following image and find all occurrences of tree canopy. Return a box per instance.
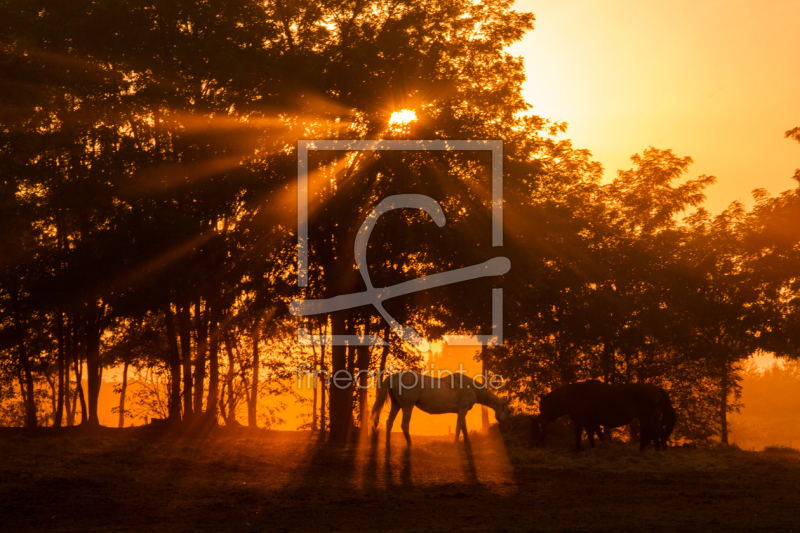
[1,1,799,446]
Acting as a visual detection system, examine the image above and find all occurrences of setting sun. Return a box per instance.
[388,108,417,126]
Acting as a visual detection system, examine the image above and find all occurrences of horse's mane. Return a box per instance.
[475,382,500,407]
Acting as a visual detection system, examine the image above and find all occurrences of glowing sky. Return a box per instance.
[509,0,800,214]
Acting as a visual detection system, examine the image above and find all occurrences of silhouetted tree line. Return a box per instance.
[1,1,799,444]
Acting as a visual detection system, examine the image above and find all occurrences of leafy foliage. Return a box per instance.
[0,2,798,448]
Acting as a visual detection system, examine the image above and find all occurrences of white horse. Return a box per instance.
[370,371,512,445]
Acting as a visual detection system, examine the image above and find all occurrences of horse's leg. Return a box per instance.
[639,418,658,452]
[573,418,584,452]
[652,414,662,452]
[638,423,648,452]
[386,398,401,446]
[595,426,605,442]
[587,425,596,448]
[461,412,469,443]
[400,405,414,447]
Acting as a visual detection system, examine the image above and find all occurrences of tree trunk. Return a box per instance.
[224,332,237,424]
[164,304,183,421]
[218,383,228,425]
[481,342,490,431]
[345,320,359,434]
[207,314,219,420]
[9,285,37,427]
[17,373,27,424]
[47,372,57,424]
[720,362,729,445]
[118,361,129,428]
[311,337,319,432]
[556,340,577,387]
[54,310,66,427]
[601,340,614,384]
[320,337,327,434]
[312,374,318,431]
[73,324,87,425]
[18,341,37,428]
[378,324,391,378]
[178,302,193,421]
[54,215,67,427]
[248,318,261,428]
[193,299,207,414]
[624,349,632,384]
[346,321,357,378]
[328,312,352,444]
[64,320,74,426]
[68,386,77,426]
[355,344,370,431]
[83,309,103,426]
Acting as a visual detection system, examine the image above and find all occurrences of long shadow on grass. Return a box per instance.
[239,430,491,531]
[460,437,479,484]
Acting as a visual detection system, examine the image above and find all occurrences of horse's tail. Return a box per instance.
[369,377,392,434]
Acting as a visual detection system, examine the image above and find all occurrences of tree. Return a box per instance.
[672,204,760,443]
[746,128,800,362]
[275,0,537,443]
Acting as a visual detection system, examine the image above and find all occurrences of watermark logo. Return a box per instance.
[290,140,508,352]
[295,364,505,391]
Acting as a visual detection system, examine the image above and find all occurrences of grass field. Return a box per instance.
[1,427,799,532]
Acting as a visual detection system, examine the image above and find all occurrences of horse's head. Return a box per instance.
[494,399,512,423]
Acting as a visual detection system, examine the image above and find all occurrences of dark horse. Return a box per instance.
[532,380,673,451]
[586,383,676,448]
[654,385,677,447]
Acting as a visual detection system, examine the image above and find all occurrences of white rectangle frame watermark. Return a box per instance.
[296,139,504,347]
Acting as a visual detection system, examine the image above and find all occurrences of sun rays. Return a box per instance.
[388,109,418,136]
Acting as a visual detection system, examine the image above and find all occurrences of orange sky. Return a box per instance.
[509,0,800,214]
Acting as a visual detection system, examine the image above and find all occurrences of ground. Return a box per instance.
[1,427,799,532]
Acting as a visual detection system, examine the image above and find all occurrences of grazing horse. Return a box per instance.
[654,385,677,447]
[530,380,605,447]
[578,383,677,448]
[533,380,664,452]
[370,371,512,446]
